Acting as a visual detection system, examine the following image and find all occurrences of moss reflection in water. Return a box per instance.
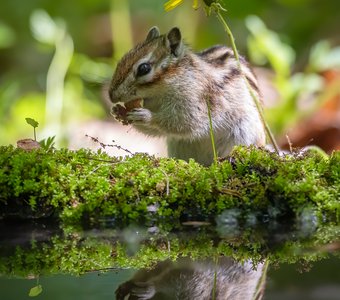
[0,219,339,299]
[0,221,339,277]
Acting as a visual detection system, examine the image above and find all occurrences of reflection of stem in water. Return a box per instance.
[212,256,218,300]
[253,260,269,300]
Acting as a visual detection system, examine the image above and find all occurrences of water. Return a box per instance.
[0,218,339,300]
[1,258,339,300]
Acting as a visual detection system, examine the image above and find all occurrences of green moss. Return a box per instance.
[0,145,339,225]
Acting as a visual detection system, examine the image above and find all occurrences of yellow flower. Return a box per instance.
[164,0,200,12]
[164,0,184,11]
[192,0,199,9]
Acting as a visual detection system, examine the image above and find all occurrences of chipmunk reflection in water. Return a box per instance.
[115,257,265,300]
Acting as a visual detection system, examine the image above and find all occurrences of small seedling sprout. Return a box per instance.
[25,118,39,141]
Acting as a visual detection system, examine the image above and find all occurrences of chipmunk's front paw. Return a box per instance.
[127,108,152,124]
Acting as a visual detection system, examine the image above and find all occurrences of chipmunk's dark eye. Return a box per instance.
[136,63,151,77]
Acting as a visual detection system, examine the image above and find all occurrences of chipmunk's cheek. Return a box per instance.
[127,108,152,124]
[129,87,137,96]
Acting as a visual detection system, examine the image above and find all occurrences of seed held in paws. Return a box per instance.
[112,98,143,125]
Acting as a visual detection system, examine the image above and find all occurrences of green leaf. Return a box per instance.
[309,40,340,72]
[245,15,295,78]
[39,136,56,151]
[25,118,39,128]
[29,285,43,297]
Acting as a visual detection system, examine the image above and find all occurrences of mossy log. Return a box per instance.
[0,145,339,226]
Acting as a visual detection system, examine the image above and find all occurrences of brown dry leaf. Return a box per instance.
[280,70,340,153]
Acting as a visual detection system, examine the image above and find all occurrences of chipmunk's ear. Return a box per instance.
[146,26,160,42]
[166,27,183,57]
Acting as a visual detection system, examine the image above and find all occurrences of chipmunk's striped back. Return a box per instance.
[198,45,260,96]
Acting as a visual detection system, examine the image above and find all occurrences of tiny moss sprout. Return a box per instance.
[24,117,56,151]
[25,117,39,141]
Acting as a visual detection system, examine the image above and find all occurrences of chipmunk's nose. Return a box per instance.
[108,87,121,103]
[108,87,114,102]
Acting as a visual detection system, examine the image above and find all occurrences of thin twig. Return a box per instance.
[85,134,134,155]
[286,134,293,154]
[220,187,242,198]
[160,170,170,196]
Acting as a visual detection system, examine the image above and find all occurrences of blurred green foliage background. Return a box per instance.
[0,0,340,149]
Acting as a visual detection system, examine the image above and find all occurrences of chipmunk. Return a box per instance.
[109,27,265,165]
[115,257,265,300]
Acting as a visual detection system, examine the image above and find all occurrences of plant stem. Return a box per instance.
[213,5,280,155]
[34,128,36,141]
[45,27,73,146]
[110,0,133,63]
[207,99,218,164]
